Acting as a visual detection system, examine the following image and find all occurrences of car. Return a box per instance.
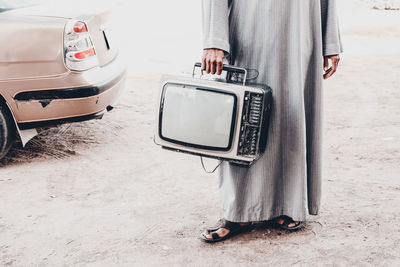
[0,0,127,160]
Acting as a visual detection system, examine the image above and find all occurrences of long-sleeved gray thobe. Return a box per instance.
[202,0,343,222]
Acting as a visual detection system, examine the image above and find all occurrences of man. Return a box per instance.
[200,0,342,243]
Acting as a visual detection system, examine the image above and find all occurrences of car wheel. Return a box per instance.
[0,103,16,160]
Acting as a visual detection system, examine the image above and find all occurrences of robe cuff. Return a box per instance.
[203,37,230,55]
[323,43,343,56]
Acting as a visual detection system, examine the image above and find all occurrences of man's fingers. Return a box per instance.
[324,57,329,71]
[201,54,207,71]
[332,57,340,69]
[323,67,333,79]
[323,67,332,79]
[324,64,336,79]
[201,49,225,75]
[330,58,338,75]
[323,55,340,79]
[210,56,216,74]
[216,57,223,75]
[205,58,211,74]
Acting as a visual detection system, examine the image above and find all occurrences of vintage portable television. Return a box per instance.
[154,63,272,166]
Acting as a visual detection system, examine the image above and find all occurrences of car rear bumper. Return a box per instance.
[9,53,127,128]
[18,110,105,130]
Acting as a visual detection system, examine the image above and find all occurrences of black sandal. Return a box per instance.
[200,219,253,243]
[275,215,304,231]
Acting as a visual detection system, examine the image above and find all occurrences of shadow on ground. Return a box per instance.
[0,119,123,167]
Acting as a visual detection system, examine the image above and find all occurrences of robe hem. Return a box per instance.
[222,208,314,223]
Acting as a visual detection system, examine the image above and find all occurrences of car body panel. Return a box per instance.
[2,51,126,124]
[0,2,127,130]
[87,10,119,67]
[3,2,119,68]
[0,15,68,80]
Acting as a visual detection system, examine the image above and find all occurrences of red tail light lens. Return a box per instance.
[73,21,88,33]
[64,19,98,71]
[74,48,96,59]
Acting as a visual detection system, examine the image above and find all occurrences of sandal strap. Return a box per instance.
[220,219,252,232]
[207,218,252,235]
[201,219,254,243]
[211,232,220,240]
[220,219,239,230]
[276,215,303,229]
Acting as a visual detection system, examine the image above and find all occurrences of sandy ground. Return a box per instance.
[1,0,400,266]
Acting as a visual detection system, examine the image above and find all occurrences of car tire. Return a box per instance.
[0,103,16,160]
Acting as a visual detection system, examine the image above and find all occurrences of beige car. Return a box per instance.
[0,1,127,159]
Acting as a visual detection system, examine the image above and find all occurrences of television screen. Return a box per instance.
[160,83,237,150]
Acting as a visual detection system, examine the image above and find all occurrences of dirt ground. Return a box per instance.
[1,0,400,266]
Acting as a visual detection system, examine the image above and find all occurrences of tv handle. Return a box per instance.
[193,62,248,86]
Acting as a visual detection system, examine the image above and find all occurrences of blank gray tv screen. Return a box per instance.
[160,83,236,150]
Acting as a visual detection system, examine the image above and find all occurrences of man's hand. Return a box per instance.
[323,54,340,79]
[202,49,225,75]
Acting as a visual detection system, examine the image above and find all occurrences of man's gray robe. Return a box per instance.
[202,0,343,222]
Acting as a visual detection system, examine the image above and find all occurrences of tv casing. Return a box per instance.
[154,74,272,166]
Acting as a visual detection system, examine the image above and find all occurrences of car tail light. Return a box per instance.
[64,20,99,71]
[73,21,88,33]
[74,48,96,59]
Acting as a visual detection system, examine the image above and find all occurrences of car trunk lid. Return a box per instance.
[5,3,119,67]
[85,10,119,67]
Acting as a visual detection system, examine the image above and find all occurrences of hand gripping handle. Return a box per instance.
[192,62,248,86]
